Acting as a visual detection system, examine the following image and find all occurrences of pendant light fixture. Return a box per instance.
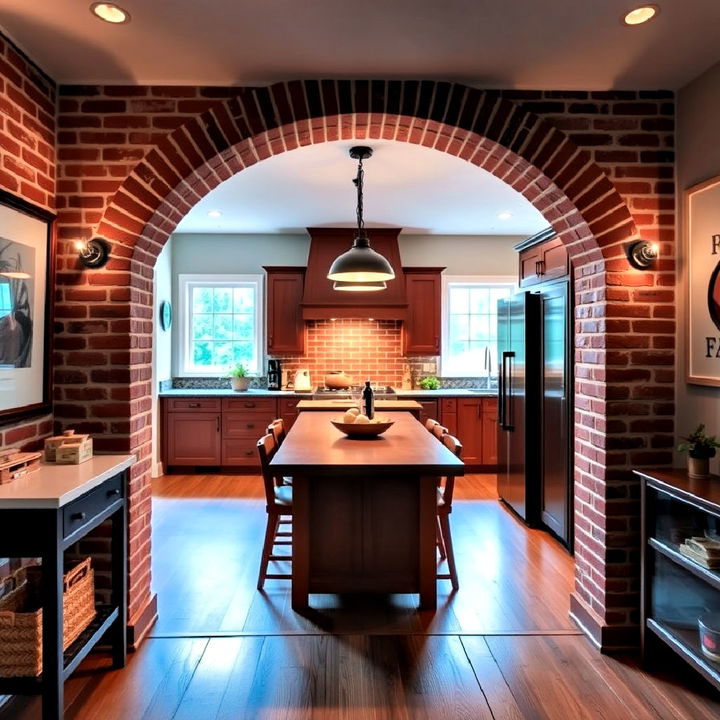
[327,146,395,286]
[333,280,387,292]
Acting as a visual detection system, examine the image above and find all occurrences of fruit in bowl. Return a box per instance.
[331,415,394,437]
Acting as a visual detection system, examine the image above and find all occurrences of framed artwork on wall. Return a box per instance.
[0,190,55,422]
[686,175,720,386]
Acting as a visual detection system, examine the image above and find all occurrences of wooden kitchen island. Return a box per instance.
[269,411,464,610]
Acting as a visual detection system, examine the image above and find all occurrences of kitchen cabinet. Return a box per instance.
[222,397,277,466]
[481,398,498,465]
[403,267,444,355]
[279,397,300,431]
[164,398,222,466]
[265,266,305,354]
[441,396,497,467]
[638,468,720,692]
[440,397,457,436]
[516,230,568,288]
[414,399,439,427]
[163,396,279,470]
[457,398,484,465]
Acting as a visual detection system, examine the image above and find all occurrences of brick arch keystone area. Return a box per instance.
[54,81,675,648]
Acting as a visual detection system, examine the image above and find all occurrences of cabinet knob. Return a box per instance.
[107,488,121,497]
[247,423,255,429]
[188,402,200,408]
[72,512,87,521]
[244,402,256,408]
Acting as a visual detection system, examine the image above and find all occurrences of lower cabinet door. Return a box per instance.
[456,398,483,464]
[482,399,499,466]
[166,413,221,465]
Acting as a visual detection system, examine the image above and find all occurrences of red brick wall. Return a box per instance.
[47,81,675,649]
[276,319,404,388]
[0,34,56,452]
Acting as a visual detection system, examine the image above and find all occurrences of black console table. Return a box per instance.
[637,468,720,692]
[0,455,134,720]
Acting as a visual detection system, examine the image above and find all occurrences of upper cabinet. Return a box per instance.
[515,229,568,287]
[403,267,444,356]
[265,266,305,354]
[301,228,407,320]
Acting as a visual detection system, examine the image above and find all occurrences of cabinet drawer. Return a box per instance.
[222,397,277,413]
[440,398,457,413]
[165,398,222,412]
[224,411,276,437]
[222,437,261,465]
[279,397,300,413]
[63,473,123,539]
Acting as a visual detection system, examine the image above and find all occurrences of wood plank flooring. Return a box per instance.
[3,472,719,719]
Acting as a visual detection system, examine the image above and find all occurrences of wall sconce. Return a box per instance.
[628,241,658,269]
[75,237,110,268]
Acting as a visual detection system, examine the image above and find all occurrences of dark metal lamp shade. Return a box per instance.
[327,235,395,282]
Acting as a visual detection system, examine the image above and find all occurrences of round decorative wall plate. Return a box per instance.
[160,300,172,331]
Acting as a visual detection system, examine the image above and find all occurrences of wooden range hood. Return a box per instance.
[301,227,407,320]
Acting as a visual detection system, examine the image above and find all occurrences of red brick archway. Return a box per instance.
[54,81,674,649]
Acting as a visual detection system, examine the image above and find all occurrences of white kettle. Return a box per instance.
[293,369,312,392]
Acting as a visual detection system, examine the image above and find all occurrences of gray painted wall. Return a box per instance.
[170,232,522,276]
[676,59,720,472]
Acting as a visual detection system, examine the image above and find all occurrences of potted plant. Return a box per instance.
[678,424,720,479]
[228,362,251,391]
[419,376,440,390]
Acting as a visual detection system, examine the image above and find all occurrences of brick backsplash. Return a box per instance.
[276,319,406,388]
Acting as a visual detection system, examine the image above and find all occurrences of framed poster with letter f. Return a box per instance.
[686,175,720,386]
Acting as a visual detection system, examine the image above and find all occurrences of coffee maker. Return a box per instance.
[267,359,282,391]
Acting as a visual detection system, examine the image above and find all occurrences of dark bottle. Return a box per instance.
[362,380,375,420]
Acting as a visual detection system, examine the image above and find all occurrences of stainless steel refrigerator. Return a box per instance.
[497,285,573,547]
[497,292,541,524]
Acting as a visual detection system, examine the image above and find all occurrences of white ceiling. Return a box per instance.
[174,141,548,235]
[2,0,716,236]
[0,0,719,90]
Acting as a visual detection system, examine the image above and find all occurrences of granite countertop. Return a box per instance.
[159,387,496,398]
[159,388,301,397]
[392,388,496,397]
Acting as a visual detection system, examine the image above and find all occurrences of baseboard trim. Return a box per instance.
[569,593,639,652]
[127,593,158,651]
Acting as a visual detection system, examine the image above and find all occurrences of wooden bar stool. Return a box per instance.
[267,418,287,446]
[436,433,462,590]
[267,419,292,486]
[256,433,293,589]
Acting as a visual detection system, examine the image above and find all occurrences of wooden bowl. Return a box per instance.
[330,418,394,437]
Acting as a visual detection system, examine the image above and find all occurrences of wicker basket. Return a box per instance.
[0,558,96,677]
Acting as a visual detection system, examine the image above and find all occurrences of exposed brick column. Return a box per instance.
[53,81,675,649]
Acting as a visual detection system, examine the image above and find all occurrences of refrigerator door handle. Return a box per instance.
[500,351,515,430]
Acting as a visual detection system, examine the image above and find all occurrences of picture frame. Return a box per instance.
[685,175,720,386]
[0,190,55,422]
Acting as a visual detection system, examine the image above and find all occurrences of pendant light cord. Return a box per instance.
[354,156,365,234]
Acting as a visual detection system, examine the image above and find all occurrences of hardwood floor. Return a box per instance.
[3,472,719,719]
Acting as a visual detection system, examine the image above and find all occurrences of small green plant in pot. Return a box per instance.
[228,362,251,391]
[678,424,720,478]
[419,376,440,390]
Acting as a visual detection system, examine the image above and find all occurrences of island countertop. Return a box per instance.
[270,410,463,477]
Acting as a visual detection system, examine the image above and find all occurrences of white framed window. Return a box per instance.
[178,274,264,376]
[441,276,515,377]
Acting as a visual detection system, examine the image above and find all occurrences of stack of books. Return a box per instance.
[679,536,720,569]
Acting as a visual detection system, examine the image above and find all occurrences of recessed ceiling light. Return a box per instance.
[207,210,222,218]
[90,3,131,24]
[623,5,658,25]
[497,211,513,220]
